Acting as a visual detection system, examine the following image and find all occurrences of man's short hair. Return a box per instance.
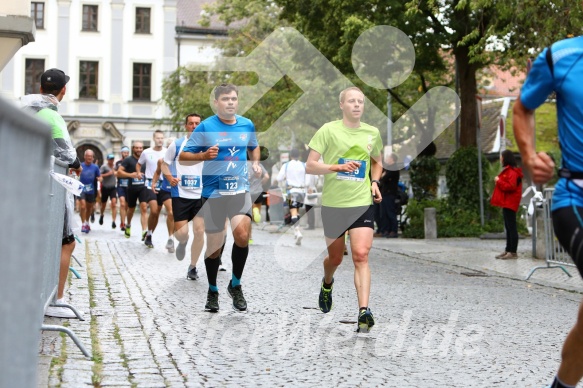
[290,148,300,159]
[132,141,143,150]
[185,113,203,124]
[339,86,364,103]
[84,149,94,157]
[214,84,238,100]
[41,68,70,95]
[153,130,164,138]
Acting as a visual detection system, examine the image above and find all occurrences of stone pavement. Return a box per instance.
[38,212,583,387]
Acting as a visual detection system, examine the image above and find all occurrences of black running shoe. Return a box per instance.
[318,277,334,313]
[176,242,187,261]
[90,213,95,223]
[357,308,375,333]
[227,281,247,311]
[99,215,104,225]
[112,221,116,229]
[144,234,153,248]
[186,266,198,280]
[141,231,147,241]
[205,290,219,312]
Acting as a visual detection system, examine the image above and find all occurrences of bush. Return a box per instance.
[403,199,484,238]
[409,155,440,200]
[403,196,529,238]
[445,147,490,211]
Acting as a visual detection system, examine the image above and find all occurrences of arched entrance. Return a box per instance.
[76,144,104,166]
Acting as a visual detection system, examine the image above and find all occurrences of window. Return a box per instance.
[31,2,45,29]
[82,5,98,31]
[79,61,98,99]
[133,63,151,101]
[25,59,45,95]
[135,7,151,34]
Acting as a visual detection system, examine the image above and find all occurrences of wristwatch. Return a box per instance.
[371,179,380,186]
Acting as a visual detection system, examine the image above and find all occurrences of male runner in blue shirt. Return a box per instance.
[514,35,583,388]
[180,84,261,312]
[79,149,101,233]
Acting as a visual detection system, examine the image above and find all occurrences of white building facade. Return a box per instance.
[0,0,225,164]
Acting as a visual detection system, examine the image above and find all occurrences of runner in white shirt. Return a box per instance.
[277,148,307,245]
[136,130,167,248]
[161,114,206,280]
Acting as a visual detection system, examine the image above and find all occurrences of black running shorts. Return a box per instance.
[156,190,172,207]
[80,191,96,203]
[203,192,252,233]
[321,205,375,239]
[117,186,127,199]
[553,206,583,278]
[172,197,204,222]
[127,186,154,208]
[101,186,117,203]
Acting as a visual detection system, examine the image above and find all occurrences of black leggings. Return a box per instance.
[503,208,518,253]
[553,206,583,277]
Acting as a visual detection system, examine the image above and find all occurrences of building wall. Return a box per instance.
[0,0,224,163]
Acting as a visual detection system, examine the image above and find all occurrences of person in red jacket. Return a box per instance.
[491,150,524,259]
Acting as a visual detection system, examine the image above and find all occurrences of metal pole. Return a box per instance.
[476,96,484,226]
[526,58,537,256]
[387,91,392,146]
[455,61,460,150]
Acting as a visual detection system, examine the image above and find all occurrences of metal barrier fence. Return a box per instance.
[0,97,90,388]
[0,98,51,388]
[41,158,90,358]
[526,188,574,280]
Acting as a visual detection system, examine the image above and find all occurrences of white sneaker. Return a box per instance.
[295,232,303,246]
[45,306,79,319]
[45,299,84,319]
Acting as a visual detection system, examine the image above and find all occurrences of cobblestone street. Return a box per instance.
[39,213,583,387]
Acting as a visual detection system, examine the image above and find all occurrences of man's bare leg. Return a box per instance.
[556,301,583,386]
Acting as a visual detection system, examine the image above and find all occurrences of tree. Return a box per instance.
[160,0,456,158]
[275,0,583,148]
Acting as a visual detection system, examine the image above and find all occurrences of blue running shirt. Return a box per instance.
[181,115,258,198]
[79,163,101,194]
[520,36,583,210]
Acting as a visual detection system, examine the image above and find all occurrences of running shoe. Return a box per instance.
[81,224,88,233]
[205,290,219,312]
[176,241,187,261]
[86,224,91,233]
[186,265,199,280]
[252,207,261,223]
[295,231,303,246]
[249,239,254,245]
[90,212,95,223]
[112,221,116,229]
[120,223,126,232]
[227,281,247,311]
[166,239,174,253]
[357,308,375,333]
[99,215,104,225]
[144,234,153,248]
[124,225,131,238]
[141,231,147,241]
[218,259,227,272]
[318,278,334,313]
